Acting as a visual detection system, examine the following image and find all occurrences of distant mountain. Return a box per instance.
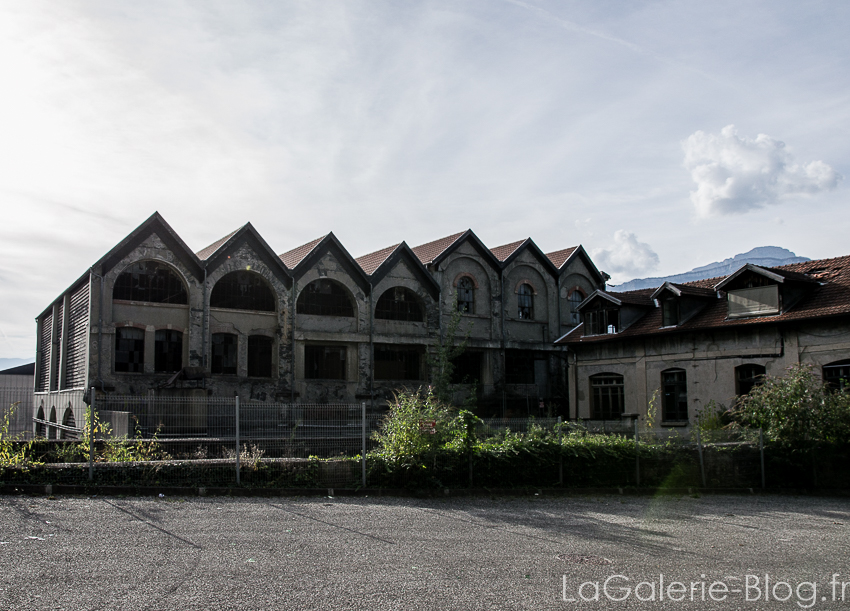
[613,247,810,292]
[0,358,35,372]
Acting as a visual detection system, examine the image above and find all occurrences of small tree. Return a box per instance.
[427,294,469,404]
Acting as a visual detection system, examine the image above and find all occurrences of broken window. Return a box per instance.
[375,287,424,322]
[210,271,275,312]
[661,298,679,327]
[113,261,188,304]
[297,280,354,317]
[374,345,422,380]
[590,374,624,419]
[735,364,766,396]
[568,290,584,325]
[211,333,238,375]
[305,345,346,380]
[451,351,483,384]
[584,305,619,335]
[248,335,273,377]
[824,360,850,392]
[115,327,144,373]
[154,330,182,373]
[661,369,688,422]
[517,283,534,320]
[456,277,475,313]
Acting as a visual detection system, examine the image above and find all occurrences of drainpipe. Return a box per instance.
[369,281,374,412]
[290,282,296,403]
[201,267,208,388]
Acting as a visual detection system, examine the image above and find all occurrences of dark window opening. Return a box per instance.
[154,330,182,373]
[584,306,619,335]
[824,360,850,392]
[735,364,766,396]
[210,271,275,312]
[211,333,238,375]
[36,407,45,437]
[375,345,422,380]
[305,345,346,380]
[661,298,679,327]
[60,408,76,440]
[375,287,424,322]
[568,290,584,325]
[505,350,535,385]
[590,374,624,420]
[451,352,482,384]
[662,369,688,422]
[248,336,273,378]
[456,277,474,313]
[517,284,534,320]
[48,407,57,440]
[297,280,354,317]
[113,261,187,304]
[115,328,144,373]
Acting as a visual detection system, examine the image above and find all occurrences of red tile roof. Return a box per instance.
[558,255,850,345]
[196,227,242,260]
[355,243,400,275]
[410,232,465,265]
[490,240,526,262]
[546,247,578,269]
[279,236,326,269]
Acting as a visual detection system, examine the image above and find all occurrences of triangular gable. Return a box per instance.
[651,282,716,301]
[367,242,441,300]
[202,223,292,288]
[416,229,501,272]
[498,238,559,277]
[551,245,607,286]
[288,232,370,293]
[715,263,817,291]
[577,290,622,310]
[100,212,203,280]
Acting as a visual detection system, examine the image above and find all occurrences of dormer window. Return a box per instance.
[727,285,780,318]
[661,298,679,327]
[715,264,817,320]
[585,305,619,335]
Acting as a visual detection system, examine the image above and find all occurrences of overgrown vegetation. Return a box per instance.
[0,401,41,467]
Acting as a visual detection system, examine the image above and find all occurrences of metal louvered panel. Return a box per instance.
[36,313,52,392]
[50,304,63,391]
[64,283,90,389]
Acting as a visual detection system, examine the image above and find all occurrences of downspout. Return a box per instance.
[201,267,208,389]
[290,282,296,403]
[369,281,374,412]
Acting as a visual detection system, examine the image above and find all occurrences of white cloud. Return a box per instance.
[592,231,659,278]
[683,125,841,217]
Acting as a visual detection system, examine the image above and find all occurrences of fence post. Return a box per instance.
[361,402,366,489]
[759,428,765,489]
[557,416,563,486]
[88,386,95,482]
[634,418,640,487]
[696,428,706,488]
[235,395,240,486]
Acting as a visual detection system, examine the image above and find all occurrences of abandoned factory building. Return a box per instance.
[33,212,607,430]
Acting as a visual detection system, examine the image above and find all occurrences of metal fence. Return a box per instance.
[0,386,34,439]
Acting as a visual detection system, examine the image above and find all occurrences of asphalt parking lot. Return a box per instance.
[0,492,848,610]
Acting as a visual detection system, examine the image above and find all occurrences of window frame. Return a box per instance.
[304,344,347,380]
[590,373,625,420]
[375,287,424,322]
[115,327,145,373]
[517,283,534,320]
[661,298,679,327]
[567,289,585,325]
[297,279,355,317]
[823,360,850,393]
[735,364,766,396]
[456,276,475,314]
[211,333,238,375]
[113,260,188,305]
[661,368,688,423]
[584,305,620,335]
[247,335,274,378]
[154,329,183,374]
[210,270,276,312]
[374,345,423,381]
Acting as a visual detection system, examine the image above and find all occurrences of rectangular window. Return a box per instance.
[661,298,679,327]
[248,335,273,377]
[451,352,482,384]
[211,333,238,375]
[305,345,346,380]
[590,374,624,419]
[154,330,182,373]
[727,285,780,318]
[585,308,619,335]
[505,350,535,384]
[115,328,144,373]
[374,345,422,380]
[662,370,688,422]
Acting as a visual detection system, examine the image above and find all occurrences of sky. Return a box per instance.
[1,0,848,361]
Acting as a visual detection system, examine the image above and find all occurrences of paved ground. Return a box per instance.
[0,492,848,610]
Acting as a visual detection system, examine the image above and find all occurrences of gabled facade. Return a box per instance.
[557,257,850,428]
[33,214,604,435]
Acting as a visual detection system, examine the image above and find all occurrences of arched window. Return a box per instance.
[517,284,534,320]
[590,373,624,420]
[456,277,474,313]
[248,335,273,378]
[60,407,76,440]
[210,271,275,312]
[154,330,182,373]
[568,289,584,325]
[824,360,850,392]
[211,333,238,375]
[48,407,57,440]
[297,279,354,317]
[35,406,45,437]
[661,369,688,422]
[735,364,766,395]
[115,328,144,373]
[113,261,187,304]
[375,287,423,322]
